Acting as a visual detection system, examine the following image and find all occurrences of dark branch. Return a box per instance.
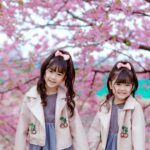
[108,36,150,52]
[0,76,39,94]
[66,10,95,26]
[116,8,150,17]
[139,45,150,52]
[132,11,150,17]
[145,0,150,3]
[143,103,150,110]
[92,69,150,74]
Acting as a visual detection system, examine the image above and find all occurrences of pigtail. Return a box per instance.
[37,79,47,106]
[65,54,76,117]
[129,63,138,97]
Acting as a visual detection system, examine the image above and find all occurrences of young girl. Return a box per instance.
[88,61,145,150]
[14,50,89,150]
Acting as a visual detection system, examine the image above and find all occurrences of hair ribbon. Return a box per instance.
[117,63,131,70]
[55,50,70,61]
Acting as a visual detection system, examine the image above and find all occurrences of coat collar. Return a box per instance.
[123,95,136,110]
[26,85,67,128]
[26,85,67,101]
[26,85,40,99]
[101,95,136,112]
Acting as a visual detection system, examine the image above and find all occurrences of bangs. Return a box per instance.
[115,70,133,84]
[47,58,67,73]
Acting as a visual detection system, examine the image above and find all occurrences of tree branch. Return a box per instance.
[66,10,95,25]
[0,76,39,94]
[143,103,150,110]
[92,69,150,74]
[108,36,150,52]
[139,45,150,52]
[132,11,150,17]
[115,8,150,17]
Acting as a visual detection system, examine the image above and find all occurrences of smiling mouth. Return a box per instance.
[48,80,56,83]
[118,92,127,95]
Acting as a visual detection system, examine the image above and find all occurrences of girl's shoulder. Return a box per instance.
[25,85,38,96]
[23,85,40,102]
[25,85,40,98]
[125,95,143,110]
[98,96,108,105]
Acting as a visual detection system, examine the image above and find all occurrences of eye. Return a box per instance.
[48,69,53,72]
[57,73,63,76]
[115,83,121,85]
[125,83,132,86]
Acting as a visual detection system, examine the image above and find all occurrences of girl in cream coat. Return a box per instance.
[14,50,89,150]
[88,61,145,150]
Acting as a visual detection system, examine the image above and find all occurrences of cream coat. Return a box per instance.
[88,96,145,150]
[14,85,89,150]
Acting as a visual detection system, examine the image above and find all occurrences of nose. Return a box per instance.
[120,84,125,90]
[51,72,56,79]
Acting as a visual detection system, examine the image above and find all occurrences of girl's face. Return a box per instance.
[44,67,66,94]
[109,78,133,104]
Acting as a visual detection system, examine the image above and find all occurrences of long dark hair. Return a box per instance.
[37,50,75,117]
[105,60,138,103]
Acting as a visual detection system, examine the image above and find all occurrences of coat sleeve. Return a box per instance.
[88,112,101,150]
[14,97,30,150]
[68,108,89,150]
[132,103,145,150]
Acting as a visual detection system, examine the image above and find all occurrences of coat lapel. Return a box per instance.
[25,86,45,128]
[27,97,45,128]
[118,95,135,132]
[117,96,136,149]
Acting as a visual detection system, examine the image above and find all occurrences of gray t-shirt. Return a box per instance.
[44,94,57,123]
[109,101,125,133]
[105,101,125,150]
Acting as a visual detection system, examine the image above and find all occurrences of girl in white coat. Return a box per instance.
[14,50,89,150]
[88,61,145,150]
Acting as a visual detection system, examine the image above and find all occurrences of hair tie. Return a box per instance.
[117,62,131,70]
[55,50,70,61]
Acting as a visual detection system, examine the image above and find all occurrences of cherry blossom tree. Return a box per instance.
[0,0,150,149]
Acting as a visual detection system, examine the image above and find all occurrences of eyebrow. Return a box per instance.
[48,67,65,73]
